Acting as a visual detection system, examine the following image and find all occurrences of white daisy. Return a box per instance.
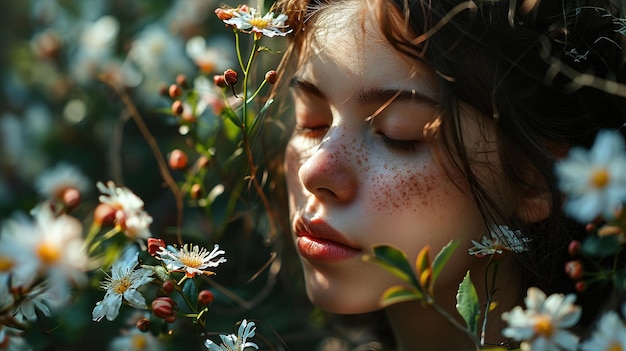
[34,163,91,200]
[108,328,164,351]
[12,283,63,324]
[5,205,88,298]
[92,253,154,322]
[468,225,530,256]
[223,8,292,37]
[157,243,226,280]
[580,311,626,351]
[97,181,153,243]
[555,130,626,223]
[204,319,259,351]
[502,287,581,351]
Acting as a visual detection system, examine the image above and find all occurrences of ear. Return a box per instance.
[514,171,552,224]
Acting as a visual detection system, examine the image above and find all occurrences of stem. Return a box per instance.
[426,296,482,350]
[100,76,185,245]
[480,258,500,346]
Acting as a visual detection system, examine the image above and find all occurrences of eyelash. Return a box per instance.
[379,133,419,152]
[294,124,419,152]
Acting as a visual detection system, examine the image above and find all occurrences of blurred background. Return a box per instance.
[0,1,365,350]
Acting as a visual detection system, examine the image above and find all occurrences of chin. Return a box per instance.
[301,263,389,314]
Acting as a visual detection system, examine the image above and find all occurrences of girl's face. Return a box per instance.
[285,3,497,314]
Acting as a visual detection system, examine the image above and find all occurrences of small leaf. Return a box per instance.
[431,240,459,285]
[456,271,481,335]
[368,245,421,289]
[380,286,423,307]
[581,235,621,257]
[416,245,430,275]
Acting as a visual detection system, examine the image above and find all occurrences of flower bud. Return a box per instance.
[565,260,583,281]
[567,240,581,257]
[175,74,189,89]
[94,203,117,226]
[171,100,184,115]
[190,184,202,199]
[162,281,175,295]
[147,238,166,256]
[168,84,182,99]
[151,297,175,319]
[136,318,151,332]
[168,149,188,170]
[215,8,234,21]
[62,188,81,209]
[575,281,587,292]
[213,75,227,88]
[198,290,214,306]
[265,70,278,84]
[223,69,238,86]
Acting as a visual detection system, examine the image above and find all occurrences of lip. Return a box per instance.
[294,217,361,262]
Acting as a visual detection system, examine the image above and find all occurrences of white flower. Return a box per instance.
[3,205,88,297]
[204,319,259,351]
[502,287,581,351]
[223,8,292,37]
[0,325,32,351]
[157,243,226,279]
[34,163,91,200]
[580,311,626,351]
[469,225,530,256]
[97,181,153,243]
[185,36,234,73]
[92,253,154,322]
[108,328,164,351]
[13,283,64,324]
[555,130,626,223]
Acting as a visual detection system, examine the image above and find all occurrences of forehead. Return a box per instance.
[295,2,435,95]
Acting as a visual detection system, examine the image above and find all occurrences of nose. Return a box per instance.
[298,127,358,204]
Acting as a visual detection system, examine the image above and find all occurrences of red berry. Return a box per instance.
[136,318,151,332]
[168,84,182,99]
[171,100,184,115]
[567,240,581,256]
[265,70,278,84]
[565,260,583,280]
[223,69,238,86]
[168,149,188,170]
[198,290,214,306]
[162,281,175,294]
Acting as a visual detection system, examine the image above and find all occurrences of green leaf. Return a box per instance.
[368,245,421,289]
[455,271,480,335]
[431,240,459,285]
[380,286,423,307]
[182,278,199,310]
[581,235,621,257]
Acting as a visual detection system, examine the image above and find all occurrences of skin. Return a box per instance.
[284,2,523,349]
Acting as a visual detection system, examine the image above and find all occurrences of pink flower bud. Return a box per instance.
[265,70,278,84]
[213,75,227,88]
[151,297,175,319]
[223,69,238,86]
[168,84,182,99]
[62,188,81,209]
[567,240,581,256]
[94,203,117,226]
[565,260,583,280]
[575,280,587,292]
[147,238,166,256]
[136,318,151,332]
[198,290,214,306]
[168,149,188,170]
[162,281,175,294]
[171,100,184,116]
[215,8,234,21]
[176,74,189,89]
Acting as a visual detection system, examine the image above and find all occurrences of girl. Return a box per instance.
[273,0,626,350]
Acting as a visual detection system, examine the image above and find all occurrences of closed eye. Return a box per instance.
[378,133,419,152]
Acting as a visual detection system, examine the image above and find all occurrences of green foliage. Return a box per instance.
[456,271,481,335]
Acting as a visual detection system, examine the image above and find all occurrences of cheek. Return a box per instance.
[366,153,465,218]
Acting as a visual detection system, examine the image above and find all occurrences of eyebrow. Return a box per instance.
[289,77,438,106]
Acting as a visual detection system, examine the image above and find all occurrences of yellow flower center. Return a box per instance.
[0,256,14,272]
[113,277,131,294]
[534,315,554,338]
[131,334,147,350]
[179,251,203,269]
[37,242,61,264]
[248,18,269,29]
[591,168,610,188]
[608,342,623,351]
